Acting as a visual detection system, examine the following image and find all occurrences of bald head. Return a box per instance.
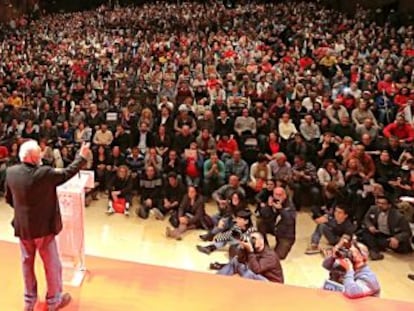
[273,187,287,202]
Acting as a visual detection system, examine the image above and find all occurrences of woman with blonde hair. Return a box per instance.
[106,165,133,216]
[139,108,154,130]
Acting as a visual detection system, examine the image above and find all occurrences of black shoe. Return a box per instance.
[137,206,149,219]
[408,274,414,281]
[199,232,215,242]
[196,244,216,255]
[369,251,384,261]
[47,293,71,311]
[209,262,226,270]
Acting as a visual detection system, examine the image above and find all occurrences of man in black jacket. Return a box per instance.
[137,165,163,219]
[305,205,355,255]
[359,196,412,260]
[157,172,186,222]
[256,187,296,259]
[5,140,90,311]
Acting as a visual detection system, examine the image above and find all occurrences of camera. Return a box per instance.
[231,228,257,251]
[231,227,243,240]
[334,247,353,260]
[334,235,353,260]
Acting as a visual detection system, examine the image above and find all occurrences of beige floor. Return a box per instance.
[0,195,413,302]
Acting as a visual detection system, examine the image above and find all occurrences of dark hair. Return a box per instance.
[257,153,267,162]
[323,159,338,169]
[295,154,305,162]
[376,195,392,204]
[335,204,349,216]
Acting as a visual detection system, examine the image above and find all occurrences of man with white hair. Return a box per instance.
[5,140,90,311]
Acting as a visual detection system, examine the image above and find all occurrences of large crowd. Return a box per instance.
[0,0,413,292]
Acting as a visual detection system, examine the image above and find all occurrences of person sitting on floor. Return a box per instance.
[199,175,246,241]
[166,186,210,240]
[358,195,413,260]
[106,165,133,216]
[137,165,163,219]
[157,172,187,223]
[305,204,355,254]
[197,200,252,255]
[200,191,247,245]
[215,231,284,283]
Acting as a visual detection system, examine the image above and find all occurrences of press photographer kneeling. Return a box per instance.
[216,231,284,283]
[322,235,380,298]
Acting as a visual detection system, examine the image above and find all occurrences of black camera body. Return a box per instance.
[231,228,256,251]
[334,247,353,261]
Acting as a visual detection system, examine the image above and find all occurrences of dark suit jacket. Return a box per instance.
[364,206,412,244]
[5,157,86,240]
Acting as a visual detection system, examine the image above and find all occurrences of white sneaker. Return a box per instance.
[124,209,130,217]
[106,207,115,215]
[152,208,164,220]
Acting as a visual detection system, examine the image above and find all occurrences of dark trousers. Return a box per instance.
[290,182,321,210]
[359,229,412,254]
[257,218,295,260]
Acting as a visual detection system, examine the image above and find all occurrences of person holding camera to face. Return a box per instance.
[322,236,380,298]
[256,187,296,260]
[216,231,284,283]
[197,208,254,255]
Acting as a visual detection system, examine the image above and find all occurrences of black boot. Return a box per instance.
[369,251,384,261]
[196,244,217,255]
[199,232,215,242]
[209,262,226,270]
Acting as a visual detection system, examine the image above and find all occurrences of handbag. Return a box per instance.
[113,198,126,213]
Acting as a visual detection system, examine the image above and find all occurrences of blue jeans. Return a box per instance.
[210,215,232,235]
[19,234,63,308]
[217,257,268,281]
[311,223,340,246]
[185,176,200,187]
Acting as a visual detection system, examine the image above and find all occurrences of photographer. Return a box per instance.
[197,209,254,255]
[216,232,284,283]
[322,237,380,298]
[257,187,296,259]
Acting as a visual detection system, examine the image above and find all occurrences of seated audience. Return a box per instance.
[106,165,133,216]
[137,165,163,219]
[166,186,210,240]
[359,196,412,260]
[306,205,355,254]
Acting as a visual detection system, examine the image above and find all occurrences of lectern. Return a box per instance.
[56,170,94,287]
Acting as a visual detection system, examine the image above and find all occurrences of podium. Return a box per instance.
[56,170,94,287]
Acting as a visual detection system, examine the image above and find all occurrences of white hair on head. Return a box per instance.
[19,140,40,162]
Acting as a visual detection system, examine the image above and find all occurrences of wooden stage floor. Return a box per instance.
[1,241,414,311]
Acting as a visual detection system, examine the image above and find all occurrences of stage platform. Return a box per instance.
[1,241,413,311]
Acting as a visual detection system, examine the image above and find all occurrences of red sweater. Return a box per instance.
[217,138,238,156]
[383,123,414,142]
